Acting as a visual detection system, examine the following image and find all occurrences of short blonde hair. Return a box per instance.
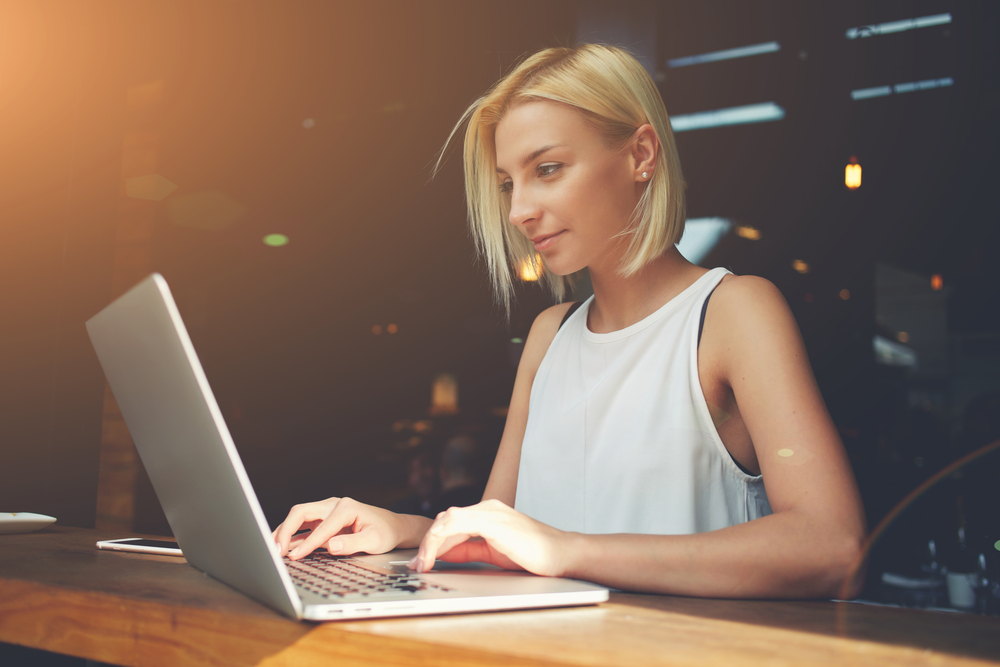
[440,44,686,314]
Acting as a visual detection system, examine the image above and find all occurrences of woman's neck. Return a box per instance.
[585,248,708,334]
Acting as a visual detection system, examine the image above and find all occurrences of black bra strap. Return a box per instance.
[559,301,583,329]
[697,285,721,348]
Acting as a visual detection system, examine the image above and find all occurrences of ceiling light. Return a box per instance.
[845,158,862,189]
[851,77,953,100]
[846,13,952,40]
[667,41,780,68]
[671,102,785,133]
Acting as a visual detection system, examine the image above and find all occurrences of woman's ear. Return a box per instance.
[631,124,659,182]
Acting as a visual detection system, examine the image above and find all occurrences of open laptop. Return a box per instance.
[85,274,608,621]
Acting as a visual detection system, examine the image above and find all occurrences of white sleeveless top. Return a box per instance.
[515,268,772,535]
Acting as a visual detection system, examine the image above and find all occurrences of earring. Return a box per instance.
[642,171,649,179]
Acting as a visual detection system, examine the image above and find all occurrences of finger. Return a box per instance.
[417,506,519,571]
[436,539,491,563]
[274,512,323,555]
[416,513,478,571]
[288,498,363,559]
[439,540,524,571]
[273,510,308,555]
[326,529,382,556]
[414,532,473,572]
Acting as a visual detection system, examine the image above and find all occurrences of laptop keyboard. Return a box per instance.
[284,551,451,599]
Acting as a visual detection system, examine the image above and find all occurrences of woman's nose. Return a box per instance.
[508,185,541,227]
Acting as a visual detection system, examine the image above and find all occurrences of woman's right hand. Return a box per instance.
[271,497,414,560]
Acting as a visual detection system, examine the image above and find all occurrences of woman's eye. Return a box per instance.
[538,163,562,177]
[499,181,513,195]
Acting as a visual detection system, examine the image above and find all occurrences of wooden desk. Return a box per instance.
[1,527,998,667]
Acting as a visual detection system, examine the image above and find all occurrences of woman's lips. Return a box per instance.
[531,230,565,251]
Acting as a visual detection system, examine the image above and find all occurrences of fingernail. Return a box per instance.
[328,539,343,552]
[408,556,422,571]
[289,547,300,558]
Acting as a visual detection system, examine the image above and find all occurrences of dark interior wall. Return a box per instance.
[0,0,578,529]
[0,2,128,526]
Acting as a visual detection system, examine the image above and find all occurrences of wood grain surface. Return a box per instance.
[1,527,998,667]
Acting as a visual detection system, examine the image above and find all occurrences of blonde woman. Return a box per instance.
[274,44,867,599]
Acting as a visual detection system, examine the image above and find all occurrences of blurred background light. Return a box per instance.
[302,118,315,129]
[676,217,732,265]
[840,289,851,300]
[931,274,944,290]
[852,78,953,101]
[519,254,543,281]
[263,233,289,247]
[895,78,954,94]
[429,373,458,416]
[792,259,810,274]
[371,325,382,335]
[387,323,398,334]
[846,158,862,189]
[874,335,918,367]
[735,225,761,240]
[670,102,785,132]
[851,86,892,101]
[846,13,952,39]
[667,41,780,68]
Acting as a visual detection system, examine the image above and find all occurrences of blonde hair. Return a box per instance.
[439,44,686,314]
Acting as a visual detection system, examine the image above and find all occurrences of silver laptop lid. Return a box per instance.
[86,274,303,618]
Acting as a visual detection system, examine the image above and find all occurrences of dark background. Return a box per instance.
[0,0,997,599]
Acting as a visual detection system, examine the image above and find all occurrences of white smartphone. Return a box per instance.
[96,537,183,556]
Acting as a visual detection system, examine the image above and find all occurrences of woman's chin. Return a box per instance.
[542,258,586,278]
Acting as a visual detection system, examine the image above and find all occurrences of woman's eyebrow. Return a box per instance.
[495,144,564,174]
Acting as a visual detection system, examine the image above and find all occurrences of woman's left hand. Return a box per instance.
[410,499,574,577]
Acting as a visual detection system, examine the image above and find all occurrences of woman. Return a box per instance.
[274,44,867,599]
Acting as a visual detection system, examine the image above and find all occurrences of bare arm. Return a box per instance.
[416,279,867,599]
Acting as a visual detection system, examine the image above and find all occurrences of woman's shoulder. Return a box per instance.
[520,302,580,374]
[703,273,803,371]
[710,273,790,323]
[527,301,579,345]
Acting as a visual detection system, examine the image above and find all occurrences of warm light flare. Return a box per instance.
[845,158,862,189]
[519,254,544,281]
[735,225,761,240]
[792,260,810,274]
[429,373,459,416]
[931,274,943,290]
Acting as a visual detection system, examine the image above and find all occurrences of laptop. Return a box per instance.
[85,273,608,621]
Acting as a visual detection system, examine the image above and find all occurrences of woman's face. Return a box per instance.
[494,100,643,277]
